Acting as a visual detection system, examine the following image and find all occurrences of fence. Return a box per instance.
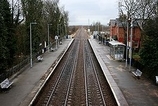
[0,53,37,82]
[0,37,66,82]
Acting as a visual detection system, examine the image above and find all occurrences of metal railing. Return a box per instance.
[0,53,37,82]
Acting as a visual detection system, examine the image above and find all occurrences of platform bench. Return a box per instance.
[132,69,142,79]
[37,55,43,62]
[51,47,55,52]
[59,41,62,45]
[156,76,158,84]
[0,78,13,89]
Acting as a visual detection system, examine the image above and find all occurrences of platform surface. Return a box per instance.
[0,37,158,106]
[0,39,73,106]
[89,38,158,106]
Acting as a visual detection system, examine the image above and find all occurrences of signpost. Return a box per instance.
[55,35,58,50]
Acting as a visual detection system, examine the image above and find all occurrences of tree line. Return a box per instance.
[119,0,158,79]
[0,0,68,73]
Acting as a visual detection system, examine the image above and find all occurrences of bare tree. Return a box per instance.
[120,0,158,30]
[11,0,24,27]
[43,0,68,39]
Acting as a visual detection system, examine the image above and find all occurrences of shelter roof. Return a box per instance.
[109,40,125,46]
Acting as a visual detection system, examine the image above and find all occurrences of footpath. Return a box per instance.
[89,38,158,106]
[0,39,73,106]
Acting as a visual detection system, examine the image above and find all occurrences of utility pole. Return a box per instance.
[48,24,52,52]
[30,22,37,67]
[102,25,103,44]
[98,23,99,41]
[125,11,129,67]
[129,18,133,71]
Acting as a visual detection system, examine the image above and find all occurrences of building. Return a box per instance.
[109,18,141,50]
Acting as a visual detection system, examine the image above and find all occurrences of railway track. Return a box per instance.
[31,27,117,106]
[84,40,106,105]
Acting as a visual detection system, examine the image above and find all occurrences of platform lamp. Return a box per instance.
[129,18,134,71]
[30,22,37,68]
[125,11,130,67]
[57,24,61,47]
[48,24,52,52]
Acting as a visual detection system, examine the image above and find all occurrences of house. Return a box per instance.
[109,18,141,50]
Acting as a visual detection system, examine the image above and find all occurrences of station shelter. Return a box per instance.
[109,40,125,60]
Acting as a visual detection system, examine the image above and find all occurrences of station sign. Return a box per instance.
[55,36,58,40]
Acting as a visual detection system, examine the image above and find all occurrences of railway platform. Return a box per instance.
[0,36,158,106]
[0,39,73,106]
[89,38,158,106]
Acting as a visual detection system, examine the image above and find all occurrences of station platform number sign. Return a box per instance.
[55,36,58,40]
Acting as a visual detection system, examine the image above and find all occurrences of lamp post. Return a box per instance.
[30,22,37,67]
[102,25,103,45]
[57,24,60,36]
[125,12,130,67]
[98,23,99,40]
[129,18,134,70]
[48,24,52,52]
[125,21,129,67]
[65,23,67,37]
[57,24,61,47]
[88,19,90,35]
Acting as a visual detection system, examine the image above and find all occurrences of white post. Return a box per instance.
[56,39,58,49]
[55,35,58,50]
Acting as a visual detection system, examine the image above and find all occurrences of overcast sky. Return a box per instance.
[59,0,119,26]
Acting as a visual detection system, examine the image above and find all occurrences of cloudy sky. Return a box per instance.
[59,0,119,26]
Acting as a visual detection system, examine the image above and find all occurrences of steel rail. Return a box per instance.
[87,41,106,106]
[83,40,106,105]
[64,41,79,106]
[45,41,77,106]
[83,40,89,106]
